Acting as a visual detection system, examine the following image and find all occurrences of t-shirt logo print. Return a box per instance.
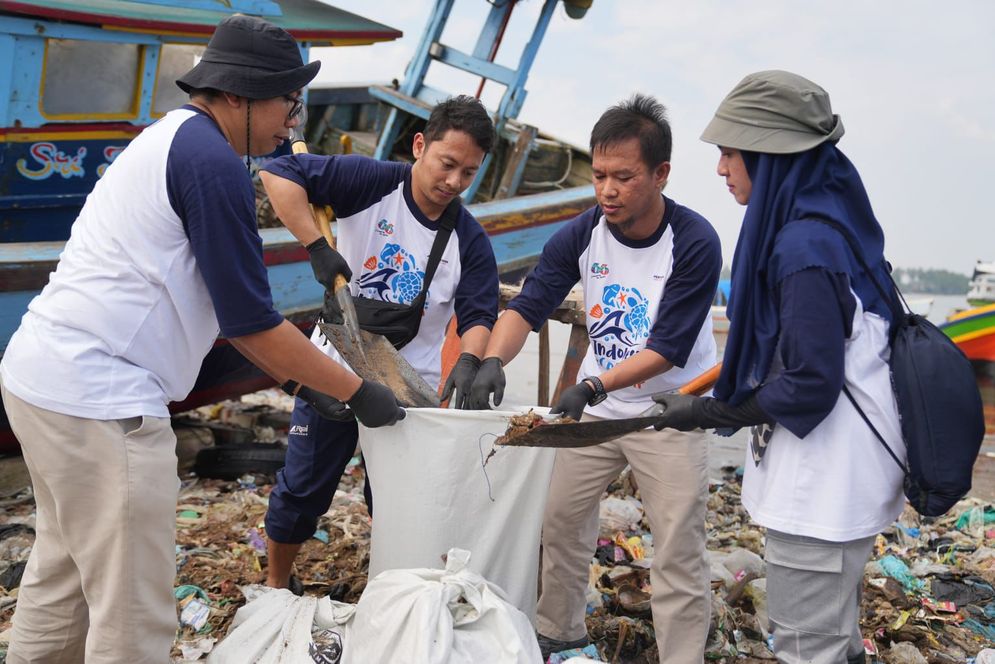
[590,262,610,279]
[589,284,651,369]
[376,218,394,236]
[358,243,426,305]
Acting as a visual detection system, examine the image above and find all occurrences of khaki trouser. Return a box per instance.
[2,382,178,664]
[536,420,710,664]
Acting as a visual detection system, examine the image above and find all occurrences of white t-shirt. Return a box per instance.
[507,197,721,419]
[261,154,499,391]
[2,107,282,419]
[742,298,907,541]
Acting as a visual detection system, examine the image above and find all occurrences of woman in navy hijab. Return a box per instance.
[653,71,905,663]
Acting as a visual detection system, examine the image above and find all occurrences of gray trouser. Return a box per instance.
[765,529,874,664]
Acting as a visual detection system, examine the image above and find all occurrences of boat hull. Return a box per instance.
[940,303,995,363]
[941,303,995,436]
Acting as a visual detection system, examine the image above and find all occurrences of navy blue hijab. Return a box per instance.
[714,142,894,405]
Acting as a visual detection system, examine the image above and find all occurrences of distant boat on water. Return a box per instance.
[967,261,995,307]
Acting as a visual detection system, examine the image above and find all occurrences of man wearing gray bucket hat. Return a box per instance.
[0,13,402,663]
[652,70,902,664]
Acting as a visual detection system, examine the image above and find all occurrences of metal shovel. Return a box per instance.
[497,363,722,448]
[289,139,441,408]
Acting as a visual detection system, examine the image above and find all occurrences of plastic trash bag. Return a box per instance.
[360,407,556,620]
[721,547,765,578]
[346,548,542,664]
[975,648,995,664]
[883,641,928,664]
[207,587,354,664]
[598,496,644,538]
[878,555,926,592]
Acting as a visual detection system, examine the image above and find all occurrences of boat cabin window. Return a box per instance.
[42,39,141,118]
[154,44,206,116]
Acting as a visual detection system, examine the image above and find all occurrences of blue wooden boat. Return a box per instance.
[0,0,597,450]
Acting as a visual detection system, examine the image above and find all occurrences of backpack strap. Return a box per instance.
[841,385,909,477]
[808,219,911,478]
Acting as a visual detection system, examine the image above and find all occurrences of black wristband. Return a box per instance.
[582,375,607,406]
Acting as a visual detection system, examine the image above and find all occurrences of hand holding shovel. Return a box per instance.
[497,363,723,448]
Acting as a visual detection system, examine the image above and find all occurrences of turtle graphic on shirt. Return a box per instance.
[588,284,651,369]
[357,243,428,306]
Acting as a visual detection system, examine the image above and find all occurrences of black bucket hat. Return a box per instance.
[176,14,320,99]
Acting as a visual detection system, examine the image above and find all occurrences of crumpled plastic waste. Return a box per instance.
[598,496,644,539]
[885,640,929,664]
[878,554,927,592]
[3,390,995,663]
[546,643,602,663]
[975,647,995,664]
[931,575,995,606]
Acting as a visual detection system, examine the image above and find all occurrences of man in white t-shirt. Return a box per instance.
[0,15,402,664]
[469,94,721,663]
[258,96,499,591]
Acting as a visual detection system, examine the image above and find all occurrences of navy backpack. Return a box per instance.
[816,219,985,517]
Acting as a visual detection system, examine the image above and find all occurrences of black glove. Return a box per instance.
[468,357,506,409]
[346,380,406,428]
[306,236,352,290]
[280,380,355,421]
[440,353,482,409]
[322,288,345,326]
[300,388,355,421]
[550,380,596,422]
[651,393,773,432]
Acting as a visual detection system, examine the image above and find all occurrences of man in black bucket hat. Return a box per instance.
[0,14,402,663]
[177,13,320,99]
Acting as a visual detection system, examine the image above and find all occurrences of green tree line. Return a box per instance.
[893,267,969,295]
[719,267,968,295]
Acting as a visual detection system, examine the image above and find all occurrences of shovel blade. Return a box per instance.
[497,363,723,448]
[318,322,441,408]
[498,412,664,448]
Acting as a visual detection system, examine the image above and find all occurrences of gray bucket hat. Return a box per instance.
[176,14,320,99]
[701,70,844,154]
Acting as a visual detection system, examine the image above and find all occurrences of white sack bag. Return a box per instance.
[207,587,355,664]
[345,548,542,664]
[359,407,556,621]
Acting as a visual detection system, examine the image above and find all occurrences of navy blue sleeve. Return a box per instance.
[167,114,282,338]
[646,204,722,367]
[261,153,407,218]
[453,210,499,334]
[506,209,596,330]
[756,267,856,438]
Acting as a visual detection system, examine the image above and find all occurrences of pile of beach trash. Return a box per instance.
[1,389,995,662]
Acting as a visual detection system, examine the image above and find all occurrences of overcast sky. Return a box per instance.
[314,0,994,274]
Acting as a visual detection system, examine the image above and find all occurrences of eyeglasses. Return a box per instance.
[283,94,304,120]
